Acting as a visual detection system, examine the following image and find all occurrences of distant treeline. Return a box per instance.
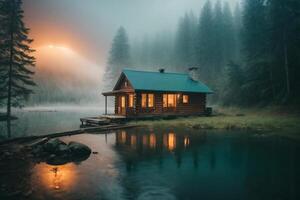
[105,0,300,106]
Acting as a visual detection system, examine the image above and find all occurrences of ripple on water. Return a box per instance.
[137,186,176,200]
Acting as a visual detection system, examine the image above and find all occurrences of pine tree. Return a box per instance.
[267,0,300,102]
[242,0,274,105]
[195,0,215,83]
[174,12,197,71]
[222,2,235,63]
[103,26,130,90]
[0,0,36,117]
[223,61,245,105]
[212,0,224,75]
[233,2,242,62]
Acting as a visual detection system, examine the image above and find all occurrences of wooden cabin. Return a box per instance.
[102,69,213,118]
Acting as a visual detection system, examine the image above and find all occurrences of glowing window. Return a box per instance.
[163,94,167,107]
[183,95,189,103]
[141,94,147,108]
[163,94,177,107]
[148,94,154,107]
[121,96,125,108]
[128,94,134,107]
[168,94,176,107]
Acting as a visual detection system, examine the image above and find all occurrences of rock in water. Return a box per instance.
[68,142,91,157]
[43,139,67,154]
[56,144,70,155]
[32,139,91,165]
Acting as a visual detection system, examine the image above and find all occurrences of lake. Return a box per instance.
[0,109,299,199]
[0,106,106,139]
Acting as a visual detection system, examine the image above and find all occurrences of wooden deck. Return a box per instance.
[80,115,126,127]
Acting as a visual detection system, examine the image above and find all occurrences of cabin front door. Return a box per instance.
[118,95,126,115]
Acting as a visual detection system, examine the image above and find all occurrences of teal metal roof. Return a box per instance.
[122,69,213,93]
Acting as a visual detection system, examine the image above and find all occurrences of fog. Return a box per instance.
[24,0,239,66]
[29,45,103,105]
[22,0,240,105]
[1,0,299,138]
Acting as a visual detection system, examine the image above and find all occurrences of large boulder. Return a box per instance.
[68,141,91,157]
[31,139,91,165]
[43,138,67,154]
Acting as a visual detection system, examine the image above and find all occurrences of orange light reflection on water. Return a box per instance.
[34,163,77,191]
[184,136,190,148]
[131,134,137,148]
[168,133,176,151]
[149,133,156,149]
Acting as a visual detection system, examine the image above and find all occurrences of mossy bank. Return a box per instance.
[130,107,300,139]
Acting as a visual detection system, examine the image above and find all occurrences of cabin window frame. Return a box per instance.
[183,95,189,104]
[148,93,154,108]
[128,94,134,108]
[141,94,147,108]
[121,96,126,108]
[163,93,177,108]
[141,93,155,108]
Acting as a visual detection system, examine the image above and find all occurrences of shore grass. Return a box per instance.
[130,106,300,138]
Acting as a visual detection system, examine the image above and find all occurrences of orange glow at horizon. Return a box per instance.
[32,44,104,90]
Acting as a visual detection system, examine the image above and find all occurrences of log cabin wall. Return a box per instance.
[113,74,207,117]
[135,92,162,115]
[177,93,206,114]
[132,92,206,117]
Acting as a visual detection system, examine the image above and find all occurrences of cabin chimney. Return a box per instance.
[159,68,165,73]
[188,67,198,81]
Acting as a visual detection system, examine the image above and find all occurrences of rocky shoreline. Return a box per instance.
[0,138,92,199]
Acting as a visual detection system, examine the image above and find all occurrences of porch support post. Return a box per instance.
[105,96,107,115]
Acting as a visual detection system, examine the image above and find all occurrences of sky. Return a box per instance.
[22,0,240,104]
[23,0,240,70]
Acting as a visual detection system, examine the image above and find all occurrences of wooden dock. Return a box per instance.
[80,115,126,127]
[0,124,140,146]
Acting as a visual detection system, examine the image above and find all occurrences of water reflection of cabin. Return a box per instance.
[115,130,206,152]
[102,69,213,118]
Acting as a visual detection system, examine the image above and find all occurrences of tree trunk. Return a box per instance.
[7,1,14,118]
[269,65,275,101]
[283,29,290,101]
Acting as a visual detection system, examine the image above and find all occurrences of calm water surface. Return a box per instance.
[0,109,299,199]
[0,106,105,139]
[27,128,300,200]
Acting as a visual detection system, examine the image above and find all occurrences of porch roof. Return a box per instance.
[102,89,134,96]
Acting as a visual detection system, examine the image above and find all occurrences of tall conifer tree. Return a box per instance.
[174,12,197,70]
[103,26,130,90]
[195,0,214,83]
[0,0,36,117]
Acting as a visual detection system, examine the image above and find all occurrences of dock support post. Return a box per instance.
[105,96,107,115]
